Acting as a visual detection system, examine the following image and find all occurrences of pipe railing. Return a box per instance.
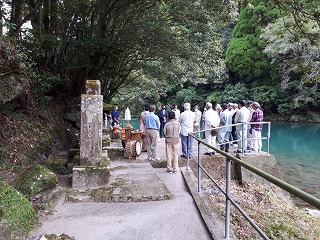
[189,121,271,165]
[186,123,320,239]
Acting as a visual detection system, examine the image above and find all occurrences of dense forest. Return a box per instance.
[0,0,319,116]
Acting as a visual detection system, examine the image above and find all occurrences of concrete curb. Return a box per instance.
[181,168,237,240]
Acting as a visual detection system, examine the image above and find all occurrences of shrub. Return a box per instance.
[0,181,38,238]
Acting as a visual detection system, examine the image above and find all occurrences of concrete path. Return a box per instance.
[32,171,212,240]
[30,138,217,240]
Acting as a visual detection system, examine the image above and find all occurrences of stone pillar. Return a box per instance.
[86,80,101,95]
[80,94,103,166]
[73,80,110,190]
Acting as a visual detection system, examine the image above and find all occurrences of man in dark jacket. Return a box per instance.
[158,104,168,138]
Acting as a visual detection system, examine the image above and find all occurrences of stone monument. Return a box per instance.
[72,80,110,190]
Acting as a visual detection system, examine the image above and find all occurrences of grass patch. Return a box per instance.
[0,181,38,238]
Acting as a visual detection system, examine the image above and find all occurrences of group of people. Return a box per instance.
[208,100,264,154]
[136,100,264,174]
[139,103,196,174]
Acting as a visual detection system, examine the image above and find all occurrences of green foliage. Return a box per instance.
[56,166,68,175]
[175,87,201,107]
[226,35,270,81]
[226,0,280,82]
[30,71,65,104]
[111,74,160,116]
[261,15,320,109]
[251,85,279,111]
[0,181,38,237]
[207,83,250,104]
[266,222,307,239]
[5,0,231,104]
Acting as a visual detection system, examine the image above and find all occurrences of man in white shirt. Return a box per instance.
[172,104,181,121]
[234,100,251,153]
[179,103,195,158]
[193,105,202,138]
[204,102,220,156]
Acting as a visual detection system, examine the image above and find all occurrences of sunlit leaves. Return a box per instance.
[261,15,320,107]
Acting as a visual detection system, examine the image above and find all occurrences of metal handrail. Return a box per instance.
[191,121,271,154]
[186,123,320,239]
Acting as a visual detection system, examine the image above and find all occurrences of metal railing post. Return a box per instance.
[187,134,189,158]
[267,122,271,154]
[186,146,190,170]
[225,157,231,239]
[198,140,201,193]
[241,123,244,153]
[186,134,190,169]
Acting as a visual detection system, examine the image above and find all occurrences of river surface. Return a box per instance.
[265,122,320,206]
[122,119,320,206]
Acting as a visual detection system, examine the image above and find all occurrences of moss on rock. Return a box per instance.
[40,233,76,240]
[43,155,69,174]
[14,164,58,198]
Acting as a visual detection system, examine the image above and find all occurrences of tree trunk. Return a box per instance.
[9,0,25,38]
[0,1,3,37]
[50,0,58,33]
[43,0,50,33]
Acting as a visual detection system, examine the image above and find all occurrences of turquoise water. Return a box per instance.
[124,119,320,203]
[265,122,320,204]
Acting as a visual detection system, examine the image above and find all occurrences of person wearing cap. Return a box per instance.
[179,103,195,158]
[203,102,220,156]
[250,102,264,152]
[234,100,250,153]
[215,103,222,113]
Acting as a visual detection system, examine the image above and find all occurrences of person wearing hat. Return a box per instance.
[250,102,264,152]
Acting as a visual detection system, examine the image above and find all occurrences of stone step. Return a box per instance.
[65,162,172,203]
